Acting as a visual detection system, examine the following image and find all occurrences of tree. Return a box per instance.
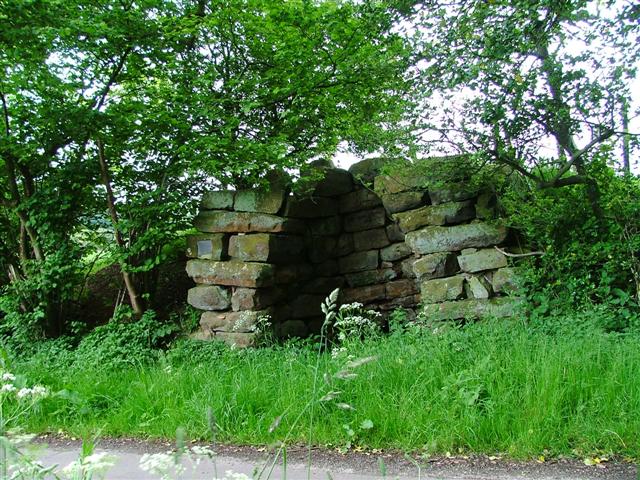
[413,0,639,209]
[0,0,418,336]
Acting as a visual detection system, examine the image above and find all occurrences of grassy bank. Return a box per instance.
[8,319,640,459]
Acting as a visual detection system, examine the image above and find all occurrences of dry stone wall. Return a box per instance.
[186,159,520,346]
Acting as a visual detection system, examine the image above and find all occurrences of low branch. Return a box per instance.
[494,246,544,258]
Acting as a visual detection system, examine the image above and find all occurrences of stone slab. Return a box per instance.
[339,188,383,213]
[187,285,231,311]
[341,284,386,304]
[420,275,466,304]
[283,196,339,218]
[344,207,386,232]
[412,252,458,280]
[458,248,508,273]
[345,268,397,288]
[492,267,520,293]
[380,242,412,262]
[465,275,492,299]
[386,279,418,298]
[381,191,428,214]
[228,233,305,263]
[186,234,228,260]
[393,200,475,233]
[200,310,269,333]
[186,259,275,287]
[428,183,478,205]
[194,210,304,234]
[231,287,282,311]
[201,191,235,210]
[405,223,508,255]
[338,250,379,274]
[312,168,354,197]
[308,216,342,236]
[234,189,286,214]
[352,228,390,251]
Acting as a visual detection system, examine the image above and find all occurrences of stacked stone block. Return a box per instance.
[186,159,520,346]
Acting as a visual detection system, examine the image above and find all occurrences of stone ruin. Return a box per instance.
[185,158,520,346]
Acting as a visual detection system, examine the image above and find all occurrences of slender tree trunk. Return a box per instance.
[97,139,145,317]
[622,99,630,175]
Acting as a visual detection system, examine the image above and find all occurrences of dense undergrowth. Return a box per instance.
[6,316,640,460]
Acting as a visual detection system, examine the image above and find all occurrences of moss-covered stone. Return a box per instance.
[353,228,390,251]
[381,191,428,214]
[338,250,379,274]
[234,189,286,214]
[194,210,304,234]
[420,275,466,303]
[457,248,508,273]
[187,285,231,311]
[201,191,235,210]
[406,223,508,255]
[344,207,386,232]
[393,200,475,233]
[411,252,458,280]
[422,298,518,320]
[228,233,304,263]
[186,259,275,287]
[186,234,229,260]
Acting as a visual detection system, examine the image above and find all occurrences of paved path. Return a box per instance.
[34,438,637,480]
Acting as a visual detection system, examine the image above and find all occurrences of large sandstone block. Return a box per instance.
[283,196,339,218]
[339,250,379,274]
[231,287,282,311]
[349,157,389,182]
[201,191,235,210]
[187,285,231,311]
[428,183,478,205]
[345,268,397,288]
[234,189,286,214]
[340,188,383,214]
[337,234,354,256]
[386,224,405,242]
[386,279,418,298]
[422,298,518,320]
[420,275,466,303]
[405,223,508,255]
[374,173,428,195]
[457,248,507,273]
[465,275,492,299]
[475,192,497,220]
[200,310,269,333]
[228,233,304,263]
[307,236,338,263]
[393,200,475,233]
[341,284,386,304]
[380,242,412,262]
[186,260,275,287]
[353,228,390,251]
[412,252,458,280]
[186,234,229,260]
[312,168,354,197]
[492,267,519,293]
[344,207,386,232]
[381,191,428,214]
[194,210,304,234]
[308,216,342,236]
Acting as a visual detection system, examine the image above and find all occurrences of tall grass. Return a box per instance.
[10,319,640,459]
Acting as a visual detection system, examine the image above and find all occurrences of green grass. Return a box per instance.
[9,319,640,459]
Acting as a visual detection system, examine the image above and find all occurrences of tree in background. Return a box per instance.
[0,0,419,338]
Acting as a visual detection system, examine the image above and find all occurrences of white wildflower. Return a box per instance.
[62,452,116,479]
[1,383,16,393]
[139,451,185,479]
[17,388,32,399]
[2,372,16,381]
[220,470,253,480]
[190,445,215,457]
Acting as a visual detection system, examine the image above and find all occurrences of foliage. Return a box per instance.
[72,310,177,370]
[11,319,640,459]
[502,164,640,330]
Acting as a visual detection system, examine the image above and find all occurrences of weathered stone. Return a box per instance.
[289,294,325,318]
[313,168,354,197]
[201,191,235,210]
[308,216,342,236]
[349,157,389,182]
[300,276,345,294]
[307,236,338,263]
[283,196,339,218]
[457,248,508,273]
[314,259,339,277]
[341,284,386,304]
[234,189,286,214]
[231,287,282,311]
[345,268,397,288]
[344,207,386,232]
[386,223,405,242]
[465,275,492,299]
[380,261,393,269]
[340,188,383,213]
[200,310,269,333]
[422,298,518,320]
[420,275,466,304]
[393,201,475,233]
[186,260,275,287]
[187,285,231,311]
[374,173,428,195]
[352,228,390,251]
[275,263,314,284]
[461,248,478,255]
[337,234,354,256]
[400,257,417,278]
[194,210,304,234]
[377,295,420,311]
[229,234,304,263]
[475,192,497,220]
[380,242,412,262]
[412,252,458,280]
[212,332,256,348]
[405,223,508,255]
[492,267,520,293]
[428,183,478,205]
[277,320,308,338]
[186,234,228,260]
[339,250,379,274]
[386,279,418,298]
[381,191,428,214]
